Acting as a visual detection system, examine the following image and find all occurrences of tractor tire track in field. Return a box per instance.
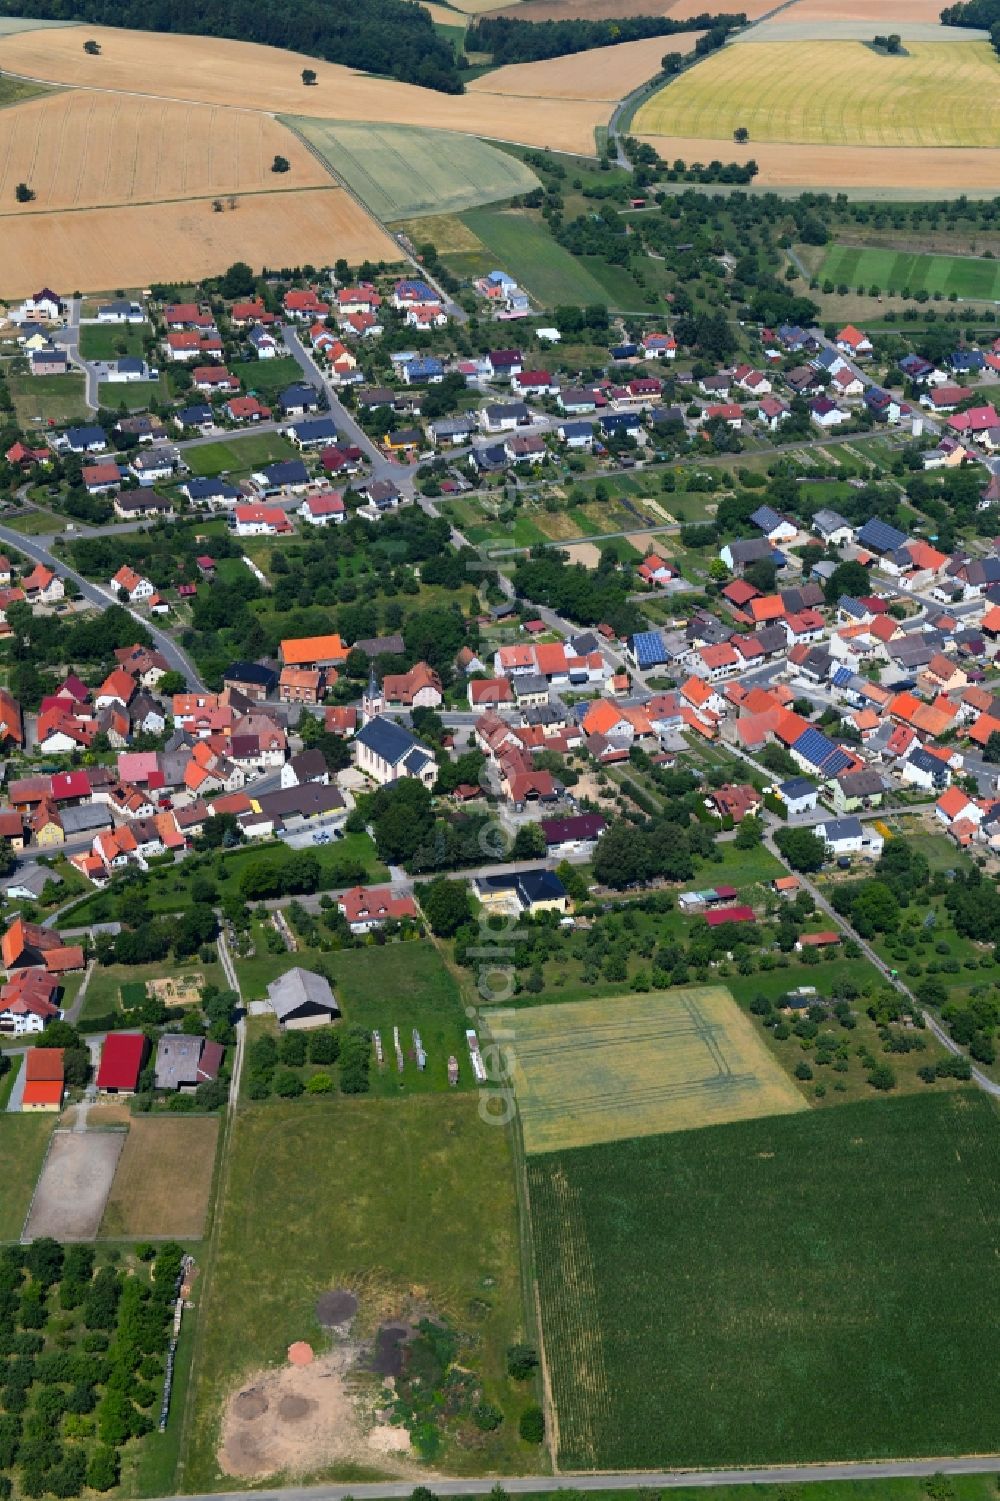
[73,93,97,205]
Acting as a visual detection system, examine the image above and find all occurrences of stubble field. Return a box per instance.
[0,92,328,212]
[99,1115,220,1239]
[506,987,805,1153]
[0,24,607,153]
[469,30,702,99]
[634,40,1000,146]
[529,1091,1000,1471]
[0,187,396,298]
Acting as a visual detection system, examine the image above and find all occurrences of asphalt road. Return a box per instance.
[0,521,205,690]
[147,1454,1000,1501]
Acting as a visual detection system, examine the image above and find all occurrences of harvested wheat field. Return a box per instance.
[0,24,606,152]
[782,0,955,19]
[638,135,1000,193]
[471,32,699,100]
[0,92,326,212]
[485,0,674,21]
[665,0,776,14]
[100,1115,220,1240]
[0,188,397,297]
[634,40,1000,147]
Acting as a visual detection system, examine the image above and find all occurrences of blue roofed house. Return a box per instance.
[286,416,339,449]
[899,352,933,383]
[254,458,310,493]
[279,384,321,416]
[182,476,242,509]
[950,349,985,375]
[750,505,797,544]
[628,630,670,669]
[790,726,854,780]
[900,744,951,792]
[857,517,907,555]
[600,411,646,443]
[777,776,819,816]
[558,420,595,450]
[175,403,215,431]
[401,356,444,386]
[62,425,108,453]
[865,387,904,424]
[353,715,437,788]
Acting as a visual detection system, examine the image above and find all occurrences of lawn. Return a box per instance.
[0,1112,55,1241]
[286,119,540,222]
[79,953,228,1026]
[529,1090,1000,1470]
[459,207,612,307]
[819,242,1000,300]
[100,1115,220,1240]
[184,431,296,477]
[79,321,151,359]
[634,40,1000,148]
[183,1092,528,1487]
[100,375,170,411]
[9,371,89,428]
[228,355,303,403]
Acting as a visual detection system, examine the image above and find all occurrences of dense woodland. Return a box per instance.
[466,11,743,63]
[940,0,1000,54]
[0,0,463,90]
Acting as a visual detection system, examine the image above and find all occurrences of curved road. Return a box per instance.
[0,521,205,690]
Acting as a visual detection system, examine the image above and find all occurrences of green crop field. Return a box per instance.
[634,40,1000,147]
[183,1093,528,1486]
[819,243,1000,300]
[283,118,540,222]
[459,207,611,307]
[506,987,805,1153]
[529,1091,1000,1470]
[184,432,296,477]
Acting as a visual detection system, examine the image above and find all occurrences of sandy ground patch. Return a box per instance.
[218,1347,418,1480]
[24,1130,125,1241]
[470,31,700,100]
[0,25,607,153]
[627,524,673,548]
[563,541,602,568]
[0,93,326,213]
[0,187,396,298]
[638,136,1000,192]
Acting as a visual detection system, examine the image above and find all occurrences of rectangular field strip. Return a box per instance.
[820,242,1000,300]
[528,1091,1000,1471]
[504,987,805,1153]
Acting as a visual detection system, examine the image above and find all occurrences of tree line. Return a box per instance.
[0,0,464,91]
[466,10,744,63]
[940,0,1000,56]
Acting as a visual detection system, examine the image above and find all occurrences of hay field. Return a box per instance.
[634,40,1000,147]
[637,134,1000,192]
[286,118,539,219]
[738,20,988,41]
[502,987,805,1154]
[470,31,701,99]
[101,1115,220,1239]
[0,93,327,212]
[0,24,606,153]
[529,1091,1000,1470]
[0,187,396,298]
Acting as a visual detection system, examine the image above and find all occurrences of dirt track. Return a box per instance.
[24,1130,124,1241]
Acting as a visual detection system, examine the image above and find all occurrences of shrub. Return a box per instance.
[519,1405,544,1443]
[473,1401,504,1431]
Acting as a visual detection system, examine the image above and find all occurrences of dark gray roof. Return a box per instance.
[257,783,345,820]
[353,634,405,659]
[819,815,863,841]
[727,538,774,565]
[355,714,425,767]
[224,660,278,689]
[267,967,339,1022]
[837,768,884,796]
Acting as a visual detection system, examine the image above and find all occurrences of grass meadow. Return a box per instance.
[79,321,151,359]
[528,1090,1000,1470]
[99,1116,220,1240]
[819,243,1000,299]
[184,431,296,477]
[634,40,1000,147]
[9,372,89,428]
[182,1093,529,1487]
[459,207,612,307]
[288,118,540,221]
[0,1113,55,1241]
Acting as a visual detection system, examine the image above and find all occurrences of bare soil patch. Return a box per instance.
[218,1346,417,1480]
[563,541,603,568]
[316,1288,359,1326]
[25,1130,125,1241]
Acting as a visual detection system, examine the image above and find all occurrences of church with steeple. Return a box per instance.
[362,665,383,723]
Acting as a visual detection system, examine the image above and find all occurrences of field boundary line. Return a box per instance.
[0,181,344,219]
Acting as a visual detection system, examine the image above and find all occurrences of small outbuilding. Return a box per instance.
[267,967,340,1030]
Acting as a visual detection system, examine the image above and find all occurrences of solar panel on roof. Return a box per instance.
[751,505,783,533]
[832,666,853,687]
[632,630,668,667]
[820,746,853,778]
[792,726,836,767]
[857,518,906,553]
